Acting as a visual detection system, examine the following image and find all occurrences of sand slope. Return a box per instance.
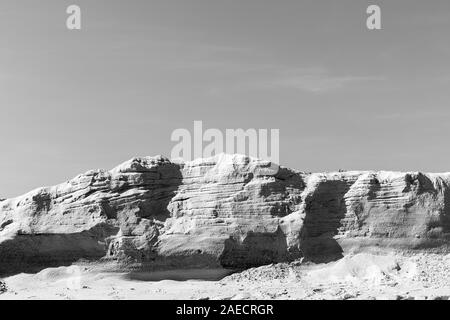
[1,253,449,300]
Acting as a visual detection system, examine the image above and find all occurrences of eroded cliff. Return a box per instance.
[1,154,449,274]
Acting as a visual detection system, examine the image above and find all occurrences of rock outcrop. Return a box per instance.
[1,154,449,274]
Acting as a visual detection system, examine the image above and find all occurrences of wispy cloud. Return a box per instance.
[374,109,450,121]
[204,65,385,94]
[157,40,385,94]
[269,72,385,93]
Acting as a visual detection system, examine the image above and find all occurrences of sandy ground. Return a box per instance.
[1,252,449,300]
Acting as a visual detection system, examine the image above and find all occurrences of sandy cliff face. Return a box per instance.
[0,154,449,274]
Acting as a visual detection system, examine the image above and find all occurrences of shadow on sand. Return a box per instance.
[125,268,236,281]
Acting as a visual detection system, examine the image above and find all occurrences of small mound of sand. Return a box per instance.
[222,262,300,283]
[36,266,84,282]
[306,253,404,284]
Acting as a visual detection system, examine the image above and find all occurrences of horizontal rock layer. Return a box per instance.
[1,154,449,274]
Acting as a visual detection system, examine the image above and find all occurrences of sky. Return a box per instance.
[1,0,450,198]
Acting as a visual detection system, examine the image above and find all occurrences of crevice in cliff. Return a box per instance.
[300,179,352,263]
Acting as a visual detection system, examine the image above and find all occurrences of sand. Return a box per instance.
[0,252,449,300]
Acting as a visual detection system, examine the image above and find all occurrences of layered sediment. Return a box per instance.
[1,154,449,274]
